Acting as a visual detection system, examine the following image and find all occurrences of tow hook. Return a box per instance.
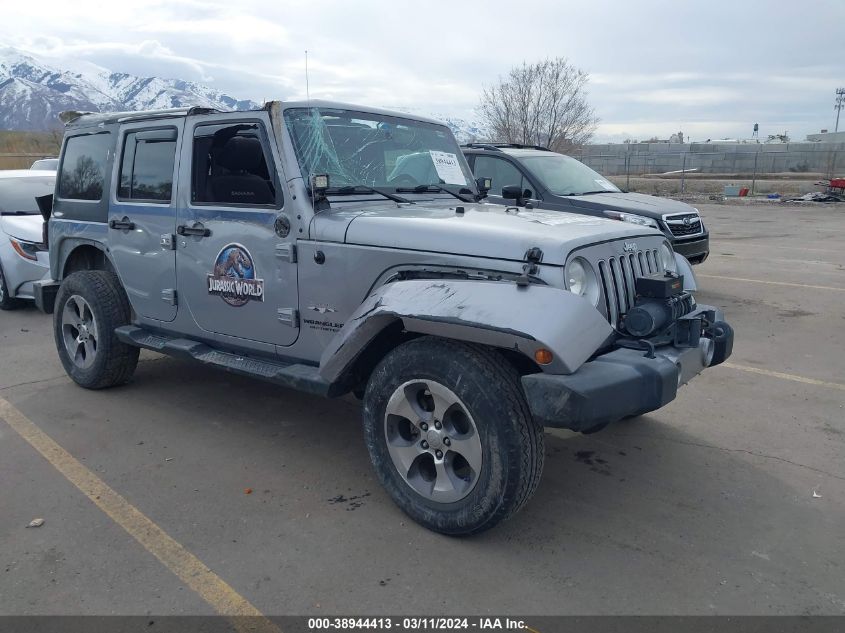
[703,320,734,366]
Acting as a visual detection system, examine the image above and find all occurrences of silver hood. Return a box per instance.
[340,203,661,266]
[0,214,43,243]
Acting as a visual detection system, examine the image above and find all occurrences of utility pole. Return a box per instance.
[836,88,845,133]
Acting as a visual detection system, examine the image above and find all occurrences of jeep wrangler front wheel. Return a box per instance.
[363,337,544,535]
[54,271,139,389]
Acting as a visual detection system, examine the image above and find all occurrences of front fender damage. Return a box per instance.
[318,279,613,384]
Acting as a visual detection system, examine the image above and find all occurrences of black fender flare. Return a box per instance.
[318,279,613,383]
[55,237,116,279]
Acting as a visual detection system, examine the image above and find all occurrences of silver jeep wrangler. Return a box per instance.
[35,101,733,534]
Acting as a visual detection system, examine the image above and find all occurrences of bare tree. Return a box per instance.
[479,58,599,152]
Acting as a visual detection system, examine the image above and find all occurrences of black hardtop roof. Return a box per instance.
[59,106,233,128]
[59,99,446,129]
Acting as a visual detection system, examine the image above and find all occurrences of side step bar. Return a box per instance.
[115,325,336,397]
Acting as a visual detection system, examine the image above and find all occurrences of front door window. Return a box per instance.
[472,155,529,197]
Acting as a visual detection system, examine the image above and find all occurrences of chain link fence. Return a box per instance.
[577,145,844,197]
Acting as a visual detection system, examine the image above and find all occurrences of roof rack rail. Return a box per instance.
[461,142,551,152]
[461,143,503,151]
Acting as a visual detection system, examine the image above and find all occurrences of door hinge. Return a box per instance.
[161,288,177,305]
[277,308,299,328]
[160,234,176,250]
[275,243,297,263]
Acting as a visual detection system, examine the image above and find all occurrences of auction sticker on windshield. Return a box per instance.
[429,151,467,186]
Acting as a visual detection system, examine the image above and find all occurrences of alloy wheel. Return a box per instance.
[61,295,99,369]
[384,379,483,503]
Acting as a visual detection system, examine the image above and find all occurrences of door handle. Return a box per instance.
[109,217,135,230]
[177,224,211,238]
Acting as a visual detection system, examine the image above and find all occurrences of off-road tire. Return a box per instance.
[363,336,544,535]
[0,263,24,310]
[54,271,139,389]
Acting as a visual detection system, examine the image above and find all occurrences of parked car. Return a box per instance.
[0,170,54,309]
[30,157,59,171]
[35,102,732,534]
[462,143,710,264]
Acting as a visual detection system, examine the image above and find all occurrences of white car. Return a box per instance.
[30,158,59,171]
[0,170,55,310]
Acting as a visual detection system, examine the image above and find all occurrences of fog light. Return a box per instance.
[534,348,553,365]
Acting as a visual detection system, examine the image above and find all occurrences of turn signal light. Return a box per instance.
[534,348,553,365]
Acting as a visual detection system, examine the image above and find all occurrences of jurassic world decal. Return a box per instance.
[207,244,264,307]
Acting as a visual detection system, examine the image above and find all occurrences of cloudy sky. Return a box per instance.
[2,0,844,142]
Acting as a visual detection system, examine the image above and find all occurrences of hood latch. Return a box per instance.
[516,247,544,287]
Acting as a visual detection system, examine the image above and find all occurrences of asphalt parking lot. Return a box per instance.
[1,202,844,617]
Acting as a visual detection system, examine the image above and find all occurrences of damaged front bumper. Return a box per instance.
[520,305,733,433]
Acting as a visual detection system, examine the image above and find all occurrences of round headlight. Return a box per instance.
[660,242,678,273]
[565,257,599,306]
[567,259,587,294]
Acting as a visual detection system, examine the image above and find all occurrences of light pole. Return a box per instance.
[836,88,845,133]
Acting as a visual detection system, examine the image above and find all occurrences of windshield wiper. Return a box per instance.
[395,184,473,203]
[564,190,613,196]
[0,210,39,215]
[327,185,411,204]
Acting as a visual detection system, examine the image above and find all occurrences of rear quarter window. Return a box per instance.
[58,133,112,201]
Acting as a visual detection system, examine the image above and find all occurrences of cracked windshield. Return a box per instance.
[283,107,475,195]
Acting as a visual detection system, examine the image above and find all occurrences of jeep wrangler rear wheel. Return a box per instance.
[54,271,139,389]
[363,337,544,535]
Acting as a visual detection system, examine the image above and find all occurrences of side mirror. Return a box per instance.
[501,184,523,202]
[501,184,522,199]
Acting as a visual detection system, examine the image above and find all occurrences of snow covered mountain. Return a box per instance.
[431,115,489,144]
[0,47,260,131]
[388,106,489,144]
[0,46,490,142]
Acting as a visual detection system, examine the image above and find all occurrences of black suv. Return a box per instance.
[462,143,709,264]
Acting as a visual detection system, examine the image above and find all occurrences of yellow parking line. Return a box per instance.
[0,397,280,633]
[722,363,845,392]
[699,274,845,292]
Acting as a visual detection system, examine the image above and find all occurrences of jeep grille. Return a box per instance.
[664,213,703,238]
[597,248,661,328]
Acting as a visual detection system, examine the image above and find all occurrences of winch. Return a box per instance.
[622,273,696,338]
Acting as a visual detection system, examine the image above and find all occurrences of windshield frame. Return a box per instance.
[516,153,621,197]
[282,106,477,201]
